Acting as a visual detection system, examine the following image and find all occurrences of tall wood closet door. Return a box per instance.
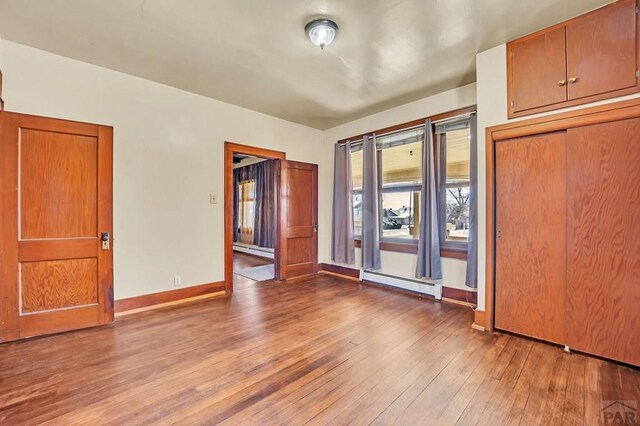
[494,131,567,344]
[567,118,640,366]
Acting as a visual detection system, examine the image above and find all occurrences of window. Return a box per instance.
[351,126,424,242]
[436,117,472,249]
[346,108,475,255]
[237,179,256,244]
[379,127,423,241]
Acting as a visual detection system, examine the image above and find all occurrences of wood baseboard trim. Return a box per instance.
[114,281,226,314]
[115,291,227,317]
[318,270,361,282]
[441,297,474,308]
[318,263,360,279]
[473,309,486,332]
[442,286,477,305]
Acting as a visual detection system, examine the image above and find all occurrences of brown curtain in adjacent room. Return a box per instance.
[253,160,276,248]
[233,160,276,248]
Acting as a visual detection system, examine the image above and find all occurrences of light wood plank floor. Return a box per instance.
[1,265,638,424]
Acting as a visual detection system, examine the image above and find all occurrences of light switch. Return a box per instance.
[210,194,217,204]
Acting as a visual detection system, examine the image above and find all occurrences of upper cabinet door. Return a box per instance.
[566,0,637,100]
[508,26,568,114]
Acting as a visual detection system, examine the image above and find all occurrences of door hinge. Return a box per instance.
[510,100,515,109]
[636,70,639,78]
[636,5,638,14]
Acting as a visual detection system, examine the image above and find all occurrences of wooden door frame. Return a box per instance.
[224,142,286,294]
[483,96,640,332]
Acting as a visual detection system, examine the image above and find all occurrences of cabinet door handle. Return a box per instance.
[558,80,566,86]
[568,77,578,84]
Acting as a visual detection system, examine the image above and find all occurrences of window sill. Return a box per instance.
[440,247,467,260]
[354,239,467,259]
[354,239,419,254]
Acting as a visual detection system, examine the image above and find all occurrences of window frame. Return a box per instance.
[345,105,477,256]
[352,135,423,248]
[435,115,475,257]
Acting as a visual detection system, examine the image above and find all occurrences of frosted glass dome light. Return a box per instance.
[305,19,338,50]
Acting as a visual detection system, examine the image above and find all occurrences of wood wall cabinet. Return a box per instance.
[507,0,639,118]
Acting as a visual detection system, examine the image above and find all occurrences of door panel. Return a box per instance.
[0,112,113,341]
[495,132,567,344]
[567,119,640,366]
[20,258,98,313]
[20,130,98,239]
[509,26,567,113]
[566,0,637,100]
[279,160,318,279]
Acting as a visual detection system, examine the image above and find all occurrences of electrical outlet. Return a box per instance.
[209,194,217,204]
[174,276,182,287]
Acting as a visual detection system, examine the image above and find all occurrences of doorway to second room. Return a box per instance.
[232,153,276,286]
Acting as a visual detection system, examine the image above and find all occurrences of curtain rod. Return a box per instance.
[336,105,476,146]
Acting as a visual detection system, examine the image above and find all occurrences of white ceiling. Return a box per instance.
[0,0,612,129]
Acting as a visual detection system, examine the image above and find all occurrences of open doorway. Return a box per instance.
[232,153,277,287]
[224,142,285,293]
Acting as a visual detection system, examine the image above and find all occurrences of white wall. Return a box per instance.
[0,41,325,300]
[321,83,477,291]
[475,44,640,311]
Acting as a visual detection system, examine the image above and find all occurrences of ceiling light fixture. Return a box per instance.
[305,18,338,50]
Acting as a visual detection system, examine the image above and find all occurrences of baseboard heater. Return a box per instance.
[232,245,275,260]
[361,270,442,300]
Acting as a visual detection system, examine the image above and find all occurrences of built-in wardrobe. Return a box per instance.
[491,102,640,367]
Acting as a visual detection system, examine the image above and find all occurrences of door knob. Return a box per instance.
[568,77,578,84]
[558,80,566,86]
[101,232,110,250]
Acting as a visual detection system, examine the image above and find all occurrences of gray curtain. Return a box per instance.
[416,119,442,280]
[362,134,381,270]
[332,141,355,264]
[465,114,478,287]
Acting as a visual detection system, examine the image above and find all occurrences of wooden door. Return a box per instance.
[566,118,640,366]
[494,132,567,344]
[0,112,113,341]
[566,0,637,100]
[279,160,318,280]
[508,26,567,114]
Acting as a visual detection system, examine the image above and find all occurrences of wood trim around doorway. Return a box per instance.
[224,142,285,294]
[484,96,640,333]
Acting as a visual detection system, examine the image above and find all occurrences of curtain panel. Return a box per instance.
[465,114,478,288]
[416,119,443,280]
[332,141,356,264]
[362,134,382,270]
[233,160,276,248]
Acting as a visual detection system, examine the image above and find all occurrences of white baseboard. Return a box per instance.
[362,270,442,300]
[233,245,275,259]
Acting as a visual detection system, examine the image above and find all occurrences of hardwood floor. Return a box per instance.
[1,272,638,425]
[233,251,273,290]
